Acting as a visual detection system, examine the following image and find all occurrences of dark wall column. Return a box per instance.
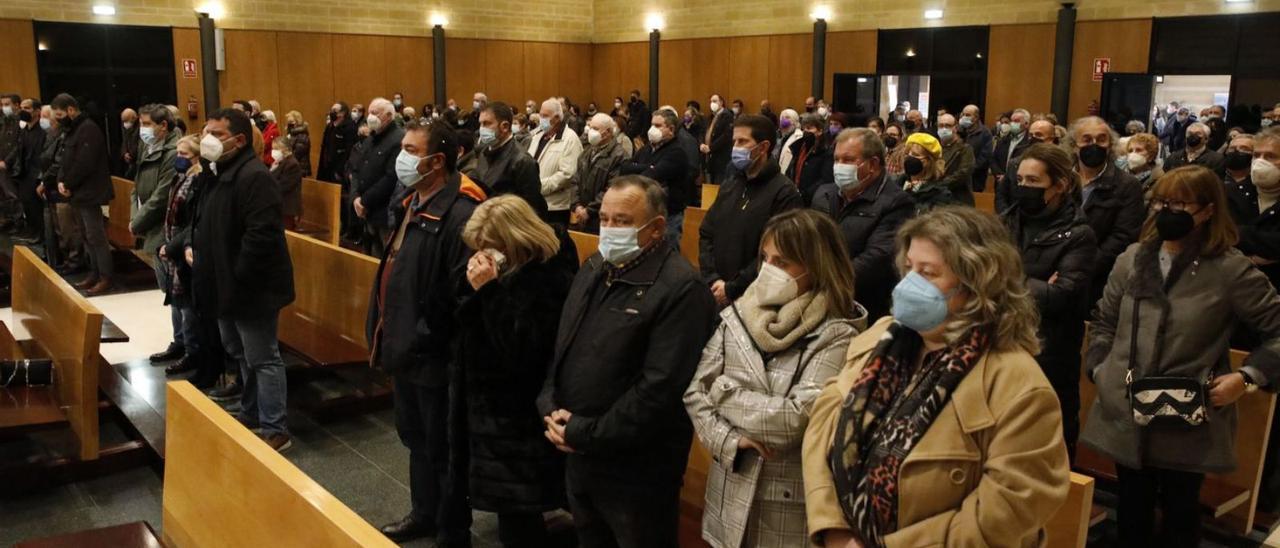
[1050,3,1077,122]
[197,13,220,113]
[433,24,447,107]
[649,30,660,108]
[812,19,827,100]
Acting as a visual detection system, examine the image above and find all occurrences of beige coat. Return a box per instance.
[686,298,861,548]
[803,317,1071,547]
[528,124,582,212]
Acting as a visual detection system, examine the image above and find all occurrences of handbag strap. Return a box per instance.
[1126,297,1140,386]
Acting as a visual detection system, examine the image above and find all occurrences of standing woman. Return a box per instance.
[455,194,578,547]
[685,209,865,548]
[1081,166,1280,547]
[158,135,217,387]
[284,110,312,177]
[804,206,1070,547]
[269,136,303,231]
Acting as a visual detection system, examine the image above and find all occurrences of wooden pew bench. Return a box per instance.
[107,176,136,250]
[279,231,377,367]
[680,206,708,270]
[568,230,598,265]
[163,380,396,547]
[974,190,996,215]
[701,184,719,209]
[295,177,342,246]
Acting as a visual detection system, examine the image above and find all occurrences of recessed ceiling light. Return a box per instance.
[924,9,943,19]
[92,4,116,15]
[197,3,225,19]
[906,48,916,57]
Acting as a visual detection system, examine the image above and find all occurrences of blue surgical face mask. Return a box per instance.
[40,118,51,130]
[539,117,551,133]
[731,145,754,171]
[395,149,428,187]
[598,219,654,265]
[833,162,859,191]
[959,116,974,129]
[937,128,954,142]
[477,127,497,148]
[140,126,156,146]
[891,270,954,333]
[174,156,192,173]
[1008,122,1023,136]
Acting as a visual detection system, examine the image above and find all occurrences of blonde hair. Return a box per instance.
[895,206,1041,354]
[1142,166,1238,257]
[176,135,202,176]
[907,142,946,181]
[285,110,303,126]
[462,195,560,270]
[760,209,857,319]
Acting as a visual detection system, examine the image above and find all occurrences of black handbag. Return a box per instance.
[0,358,54,387]
[1124,299,1208,427]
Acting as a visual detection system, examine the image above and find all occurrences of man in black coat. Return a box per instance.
[1071,116,1145,303]
[699,114,802,306]
[351,98,405,257]
[621,110,690,246]
[468,101,548,217]
[960,104,994,192]
[317,101,356,184]
[368,122,480,546]
[991,108,1032,190]
[1002,143,1098,458]
[811,128,914,321]
[52,94,115,295]
[624,89,649,139]
[13,101,47,244]
[701,93,735,184]
[190,108,295,451]
[1164,121,1225,176]
[539,175,717,548]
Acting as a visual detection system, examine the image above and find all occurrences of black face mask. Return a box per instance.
[1155,208,1196,241]
[904,120,918,131]
[883,136,899,149]
[1078,144,1108,168]
[1186,134,1203,148]
[1013,185,1048,216]
[1226,150,1252,171]
[18,110,32,123]
[904,156,925,177]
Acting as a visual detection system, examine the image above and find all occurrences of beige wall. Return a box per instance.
[0,0,593,42]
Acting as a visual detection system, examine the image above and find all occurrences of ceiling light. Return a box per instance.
[810,5,832,21]
[905,48,916,57]
[197,3,225,19]
[1225,0,1253,4]
[429,12,448,27]
[38,42,49,51]
[645,13,665,31]
[857,77,868,83]
[93,4,116,15]
[924,9,943,19]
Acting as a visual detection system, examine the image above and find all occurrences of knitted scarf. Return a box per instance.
[828,322,990,547]
[736,285,830,354]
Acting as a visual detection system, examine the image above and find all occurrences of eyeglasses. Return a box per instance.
[1149,199,1201,213]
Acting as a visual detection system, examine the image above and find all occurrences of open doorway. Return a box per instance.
[1152,74,1232,120]
[831,73,878,125]
[879,75,930,125]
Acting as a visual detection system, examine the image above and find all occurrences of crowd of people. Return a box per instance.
[4,85,1280,548]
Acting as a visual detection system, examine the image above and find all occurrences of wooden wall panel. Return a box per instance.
[218,30,280,112]
[767,34,812,111]
[276,32,333,174]
[1069,19,1152,121]
[171,28,204,134]
[726,36,770,109]
[659,39,694,110]
[385,36,432,111]
[985,24,1055,126]
[558,43,594,108]
[823,30,877,104]
[0,19,39,99]
[521,41,556,104]
[446,38,488,107]
[591,42,648,113]
[332,34,388,108]
[690,38,731,106]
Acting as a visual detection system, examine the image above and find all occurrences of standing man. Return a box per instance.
[119,107,140,178]
[131,104,183,362]
[469,101,547,216]
[371,122,482,546]
[539,176,716,548]
[992,108,1032,189]
[960,104,993,192]
[701,93,735,184]
[463,92,487,132]
[1070,116,1144,302]
[52,94,115,295]
[620,110,690,246]
[625,89,650,139]
[350,98,406,257]
[569,113,627,233]
[936,113,976,206]
[0,94,22,229]
[698,114,802,306]
[1165,121,1225,176]
[12,99,46,245]
[190,108,295,451]
[529,98,582,226]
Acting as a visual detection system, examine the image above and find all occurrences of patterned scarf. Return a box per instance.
[828,322,990,547]
[161,169,200,297]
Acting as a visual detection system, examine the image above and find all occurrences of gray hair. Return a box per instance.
[541,98,563,120]
[799,113,824,129]
[368,97,393,115]
[1011,109,1032,123]
[1186,122,1210,136]
[608,175,668,219]
[652,108,678,132]
[836,128,886,163]
[1257,127,1280,148]
[1067,115,1121,159]
[1124,119,1146,134]
[142,103,175,131]
[590,112,616,132]
[780,109,799,124]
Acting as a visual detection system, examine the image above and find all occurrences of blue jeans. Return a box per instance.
[173,305,201,354]
[219,315,288,436]
[664,210,684,251]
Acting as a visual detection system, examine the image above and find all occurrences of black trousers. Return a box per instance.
[393,376,471,544]
[17,176,42,237]
[1115,464,1204,548]
[497,512,548,548]
[566,472,679,548]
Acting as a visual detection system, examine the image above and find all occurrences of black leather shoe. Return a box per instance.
[379,515,436,543]
[150,345,185,362]
[205,382,242,402]
[164,356,198,375]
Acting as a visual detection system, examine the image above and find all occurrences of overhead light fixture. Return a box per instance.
[857,77,868,83]
[197,3,225,19]
[924,9,943,19]
[975,52,983,59]
[37,42,49,51]
[92,4,116,15]
[645,13,665,31]
[810,5,832,21]
[1156,75,1165,83]
[905,48,916,57]
[429,12,448,27]
[1225,0,1253,4]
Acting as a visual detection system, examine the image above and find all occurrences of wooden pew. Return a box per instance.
[162,381,396,548]
[568,230,598,265]
[974,190,996,215]
[108,176,136,249]
[701,184,720,209]
[1077,335,1273,534]
[1046,473,1097,548]
[680,206,707,270]
[280,231,378,367]
[296,177,342,246]
[7,246,105,461]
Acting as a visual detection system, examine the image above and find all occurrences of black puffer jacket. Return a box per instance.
[454,235,578,513]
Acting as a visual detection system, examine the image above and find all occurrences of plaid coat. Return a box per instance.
[685,306,861,548]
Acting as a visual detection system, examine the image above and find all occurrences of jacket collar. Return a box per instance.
[399,171,487,221]
[141,131,180,162]
[214,146,255,182]
[743,160,781,186]
[1129,232,1206,300]
[843,170,891,206]
[596,240,672,286]
[1007,200,1085,246]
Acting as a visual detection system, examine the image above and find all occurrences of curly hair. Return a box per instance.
[895,206,1041,354]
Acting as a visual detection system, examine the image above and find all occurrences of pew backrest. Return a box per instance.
[568,230,598,265]
[108,177,136,248]
[680,206,707,270]
[162,381,395,547]
[298,177,342,246]
[974,191,995,216]
[279,231,378,365]
[701,184,720,209]
[1045,473,1096,548]
[11,246,104,460]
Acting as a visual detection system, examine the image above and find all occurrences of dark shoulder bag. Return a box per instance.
[1125,298,1209,427]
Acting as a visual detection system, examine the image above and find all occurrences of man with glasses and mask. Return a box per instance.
[190,108,295,451]
[698,114,801,307]
[1069,116,1144,302]
[539,175,715,548]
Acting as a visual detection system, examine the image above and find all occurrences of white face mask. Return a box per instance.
[473,100,482,110]
[18,120,28,130]
[647,125,664,145]
[366,114,382,132]
[754,262,802,307]
[271,149,285,164]
[599,224,646,265]
[709,101,721,113]
[1124,151,1146,170]
[200,133,226,163]
[396,149,428,187]
[587,128,603,146]
[140,126,157,146]
[1253,158,1280,192]
[121,121,132,130]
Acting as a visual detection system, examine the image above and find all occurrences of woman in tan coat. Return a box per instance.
[803,206,1070,548]
[686,209,866,548]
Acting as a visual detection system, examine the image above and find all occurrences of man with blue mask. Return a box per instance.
[698,114,801,307]
[469,101,547,217]
[371,121,484,545]
[130,104,185,362]
[935,113,976,206]
[992,108,1032,189]
[810,128,914,321]
[959,104,993,193]
[350,97,405,257]
[539,175,716,548]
